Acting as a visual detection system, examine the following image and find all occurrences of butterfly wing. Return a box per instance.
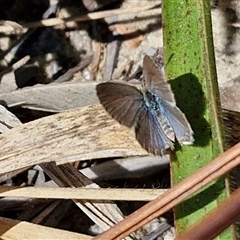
[143,55,176,104]
[96,82,143,128]
[135,107,174,155]
[143,55,194,145]
[161,101,194,145]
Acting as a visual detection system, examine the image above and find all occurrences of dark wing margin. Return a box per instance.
[96,82,143,128]
[135,107,174,155]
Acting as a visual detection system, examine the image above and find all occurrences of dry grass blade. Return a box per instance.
[230,23,240,28]
[0,104,147,175]
[0,82,99,112]
[0,105,22,133]
[54,54,93,83]
[40,162,134,240]
[93,142,240,240]
[81,155,169,181]
[0,216,91,240]
[0,4,161,33]
[0,186,166,201]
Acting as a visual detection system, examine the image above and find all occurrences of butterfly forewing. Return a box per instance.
[96,82,143,128]
[143,55,176,104]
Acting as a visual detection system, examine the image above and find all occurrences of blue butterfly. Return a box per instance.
[96,55,194,155]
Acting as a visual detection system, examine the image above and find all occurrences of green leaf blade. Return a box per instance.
[162,1,233,238]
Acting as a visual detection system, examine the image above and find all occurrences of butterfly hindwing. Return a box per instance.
[135,106,174,155]
[96,82,143,128]
[161,100,194,144]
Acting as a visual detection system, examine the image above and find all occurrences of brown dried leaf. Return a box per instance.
[0,104,147,175]
[0,82,99,112]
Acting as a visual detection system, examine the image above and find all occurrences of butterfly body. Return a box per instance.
[96,55,194,155]
[143,90,159,111]
[143,90,175,142]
